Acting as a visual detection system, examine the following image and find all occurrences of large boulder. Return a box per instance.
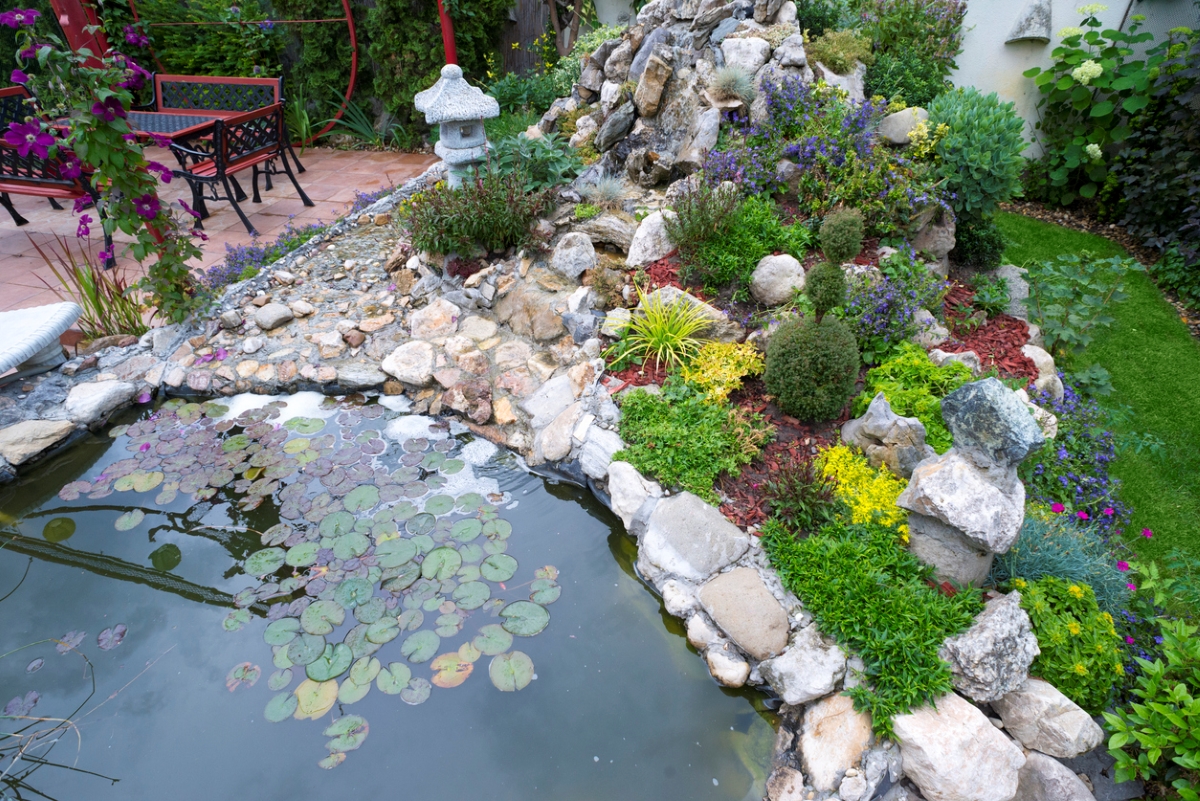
[603,39,634,82]
[636,492,750,581]
[759,625,847,705]
[750,254,806,306]
[493,284,566,342]
[580,426,624,480]
[941,378,1047,468]
[878,107,928,146]
[634,54,673,117]
[912,206,956,277]
[64,380,137,425]
[574,213,637,252]
[774,33,807,68]
[939,592,1040,702]
[892,692,1026,801]
[814,60,865,102]
[1016,751,1097,801]
[606,461,663,529]
[841,393,936,479]
[381,340,436,386]
[722,36,772,74]
[993,678,1105,758]
[595,101,637,152]
[519,373,574,429]
[551,232,597,279]
[799,693,874,792]
[0,420,75,465]
[626,210,677,267]
[699,568,789,660]
[409,297,461,340]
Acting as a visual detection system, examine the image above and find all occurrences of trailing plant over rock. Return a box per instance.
[818,444,909,534]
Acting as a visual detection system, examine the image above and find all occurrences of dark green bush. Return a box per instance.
[820,207,865,263]
[805,261,847,321]
[404,170,554,255]
[764,316,860,422]
[794,0,843,38]
[950,214,1007,269]
[488,133,582,192]
[927,88,1026,219]
[487,72,560,115]
[864,50,949,107]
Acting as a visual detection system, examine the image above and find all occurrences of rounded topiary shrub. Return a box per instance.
[765,316,860,422]
[805,261,847,321]
[820,208,865,264]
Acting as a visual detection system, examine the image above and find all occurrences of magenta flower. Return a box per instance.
[123,24,150,48]
[1076,511,1089,521]
[1102,507,1114,517]
[76,213,92,238]
[90,96,126,122]
[1051,503,1065,513]
[191,229,209,241]
[98,249,111,262]
[178,199,201,220]
[11,69,27,84]
[132,193,160,220]
[1126,583,1137,592]
[139,442,151,452]
[61,157,82,179]
[4,121,54,159]
[1,9,41,28]
[147,161,172,184]
[214,347,228,361]
[150,133,172,148]
[136,392,152,404]
[1116,560,1129,572]
[118,60,151,91]
[1125,636,1135,645]
[1141,528,1153,538]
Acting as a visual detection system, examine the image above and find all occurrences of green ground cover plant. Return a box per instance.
[806,29,874,74]
[852,342,972,452]
[762,520,983,736]
[864,50,948,107]
[404,171,553,254]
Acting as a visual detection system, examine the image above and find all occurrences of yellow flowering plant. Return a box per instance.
[817,444,909,536]
[680,342,765,404]
[1010,575,1124,713]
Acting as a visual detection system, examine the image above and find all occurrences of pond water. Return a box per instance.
[0,394,773,800]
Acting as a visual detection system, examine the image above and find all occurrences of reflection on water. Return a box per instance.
[0,395,773,800]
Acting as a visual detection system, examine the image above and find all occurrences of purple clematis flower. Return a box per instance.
[1,9,41,28]
[147,160,172,183]
[179,199,201,218]
[4,121,54,159]
[132,193,160,220]
[90,96,126,122]
[61,157,82,179]
[10,69,28,84]
[76,213,92,238]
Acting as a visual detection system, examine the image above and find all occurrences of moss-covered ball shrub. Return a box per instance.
[805,261,847,321]
[765,317,861,422]
[820,208,865,264]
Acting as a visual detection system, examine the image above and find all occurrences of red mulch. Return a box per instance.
[607,360,670,389]
[642,252,704,297]
[940,283,1040,383]
[446,256,486,280]
[716,377,843,529]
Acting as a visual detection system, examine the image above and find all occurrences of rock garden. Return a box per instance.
[3,1,1200,800]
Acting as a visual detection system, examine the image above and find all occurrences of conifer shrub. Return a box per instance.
[805,261,847,322]
[820,208,865,263]
[764,316,860,421]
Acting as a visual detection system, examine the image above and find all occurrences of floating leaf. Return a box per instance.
[458,641,481,663]
[323,715,370,756]
[534,565,559,581]
[337,678,370,705]
[421,547,462,580]
[317,752,346,770]
[245,547,286,576]
[273,645,294,670]
[285,542,320,567]
[489,651,534,692]
[115,509,145,531]
[261,524,293,546]
[365,615,399,645]
[396,609,424,631]
[353,597,386,625]
[25,658,43,673]
[149,544,182,571]
[529,579,561,605]
[482,519,512,539]
[435,613,463,637]
[375,662,411,695]
[225,662,261,691]
[442,459,465,475]
[374,539,417,568]
[306,643,353,682]
[481,554,518,583]
[287,633,327,666]
[224,609,251,631]
[348,656,382,686]
[301,600,346,636]
[456,492,483,511]
[332,532,370,560]
[343,485,379,513]
[97,624,127,651]
[293,679,338,719]
[268,668,293,691]
[400,677,431,705]
[264,618,301,646]
[400,630,439,664]
[283,437,310,454]
[222,434,251,453]
[4,691,39,717]
[58,480,91,501]
[42,518,75,543]
[430,652,474,688]
[451,519,482,543]
[424,495,454,515]
[132,471,165,492]
[473,624,513,656]
[406,513,435,536]
[284,417,326,435]
[319,511,355,538]
[343,624,383,659]
[381,563,420,593]
[500,601,550,636]
[452,581,491,610]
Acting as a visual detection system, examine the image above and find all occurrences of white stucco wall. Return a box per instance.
[596,0,636,26]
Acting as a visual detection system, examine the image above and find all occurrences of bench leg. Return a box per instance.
[251,165,263,204]
[102,228,116,271]
[279,152,314,208]
[222,176,258,236]
[285,141,306,174]
[48,197,64,211]
[0,193,29,226]
[229,175,249,203]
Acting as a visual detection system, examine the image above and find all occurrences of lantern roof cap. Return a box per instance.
[414,64,500,124]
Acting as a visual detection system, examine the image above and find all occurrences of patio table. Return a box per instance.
[127,110,231,139]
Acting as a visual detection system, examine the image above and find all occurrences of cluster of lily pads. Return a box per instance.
[61,397,561,769]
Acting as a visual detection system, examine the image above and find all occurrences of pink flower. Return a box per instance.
[4,121,54,159]
[1141,528,1153,538]
[1116,560,1129,572]
[147,161,172,183]
[137,392,151,404]
[1076,511,1089,521]
[1051,503,1065,513]
[139,442,151,452]
[150,133,172,148]
[1103,507,1114,517]
[179,199,201,218]
[1125,636,1135,644]
[1126,583,1137,592]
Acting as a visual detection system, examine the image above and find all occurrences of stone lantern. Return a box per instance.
[414,64,500,188]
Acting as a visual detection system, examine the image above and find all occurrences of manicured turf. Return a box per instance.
[997,211,1200,562]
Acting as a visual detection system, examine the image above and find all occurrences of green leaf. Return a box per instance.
[264,691,299,722]
[481,554,518,582]
[149,543,182,571]
[375,662,412,694]
[301,600,346,635]
[500,600,550,636]
[115,509,145,531]
[305,642,353,682]
[422,546,462,580]
[1122,95,1148,114]
[489,651,535,691]
[245,547,286,575]
[400,630,440,663]
[265,618,301,646]
[1090,100,1115,118]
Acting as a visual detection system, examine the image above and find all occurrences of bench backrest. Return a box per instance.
[218,103,284,170]
[0,85,31,127]
[155,74,281,114]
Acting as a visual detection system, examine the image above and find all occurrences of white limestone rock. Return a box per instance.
[759,625,847,705]
[992,678,1105,758]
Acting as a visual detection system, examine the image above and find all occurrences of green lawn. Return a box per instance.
[996,211,1200,562]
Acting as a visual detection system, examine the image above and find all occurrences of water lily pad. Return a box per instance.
[442,458,465,475]
[473,624,514,656]
[260,524,292,547]
[489,651,534,692]
[268,668,293,691]
[424,494,454,515]
[284,417,326,435]
[375,662,411,695]
[343,624,382,659]
[245,547,286,576]
[534,565,559,580]
[482,539,508,556]
[529,579,561,605]
[400,630,439,664]
[264,618,301,646]
[500,601,550,637]
[348,656,382,686]
[458,543,484,565]
[458,641,481,663]
[293,678,339,719]
[400,677,431,706]
[457,563,482,582]
[430,652,474,688]
[43,518,75,543]
[410,534,435,554]
[306,642,353,682]
[287,633,327,666]
[406,512,435,536]
[375,539,417,568]
[391,501,418,521]
[421,547,462,581]
[343,485,379,513]
[273,646,294,669]
[224,609,251,631]
[222,434,251,453]
[301,600,346,635]
[284,437,310,454]
[97,624,127,651]
[435,613,463,637]
[353,596,386,624]
[452,581,491,610]
[319,511,355,538]
[317,752,346,770]
[456,492,484,512]
[481,554,518,583]
[421,451,445,471]
[226,662,261,691]
[285,542,320,567]
[337,678,370,705]
[365,615,399,645]
[132,470,165,492]
[451,519,483,543]
[382,563,420,593]
[264,691,299,723]
[396,609,424,631]
[115,509,145,531]
[483,519,513,540]
[149,543,182,571]
[330,532,368,560]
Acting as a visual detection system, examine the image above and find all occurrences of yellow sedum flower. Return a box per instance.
[817,444,908,537]
[1012,578,1028,590]
[1067,621,1082,636]
[1068,584,1084,599]
[1073,662,1089,675]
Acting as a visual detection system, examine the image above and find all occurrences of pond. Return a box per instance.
[0,394,773,800]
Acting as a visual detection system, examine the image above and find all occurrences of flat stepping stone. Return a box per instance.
[0,302,81,383]
[699,568,789,660]
[0,420,75,465]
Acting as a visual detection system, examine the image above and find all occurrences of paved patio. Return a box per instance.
[0,147,437,314]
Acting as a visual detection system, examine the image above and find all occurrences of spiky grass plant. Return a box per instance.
[712,65,755,105]
[578,176,626,210]
[606,287,711,370]
[32,234,149,338]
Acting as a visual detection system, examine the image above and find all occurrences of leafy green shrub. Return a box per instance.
[604,289,711,370]
[864,50,950,108]
[615,382,772,503]
[807,29,874,75]
[951,214,1007,269]
[968,272,1010,318]
[794,0,844,37]
[1104,618,1200,800]
[487,72,559,115]
[764,316,860,422]
[990,512,1131,615]
[861,0,967,74]
[765,457,845,534]
[1011,575,1124,714]
[927,88,1026,219]
[762,520,983,736]
[712,66,755,105]
[877,247,948,311]
[852,342,972,452]
[805,261,847,322]
[574,203,601,221]
[1152,243,1200,311]
[679,342,764,404]
[820,208,865,263]
[489,132,582,191]
[403,170,553,254]
[546,25,625,97]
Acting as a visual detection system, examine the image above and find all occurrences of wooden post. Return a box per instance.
[436,0,458,65]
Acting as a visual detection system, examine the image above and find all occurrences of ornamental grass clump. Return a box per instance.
[764,316,860,422]
[604,288,711,370]
[711,66,756,106]
[762,519,983,736]
[806,29,874,75]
